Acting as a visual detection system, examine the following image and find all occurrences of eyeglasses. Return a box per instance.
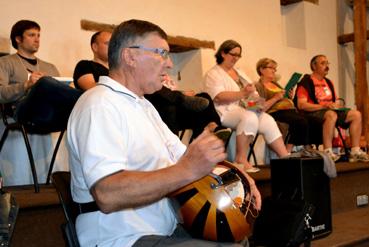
[264,66,277,71]
[128,45,170,60]
[319,61,330,66]
[228,52,242,58]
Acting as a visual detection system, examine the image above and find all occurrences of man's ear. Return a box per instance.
[15,36,22,46]
[91,43,98,53]
[311,62,316,71]
[122,48,136,67]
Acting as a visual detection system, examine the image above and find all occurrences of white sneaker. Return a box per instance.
[349,149,369,162]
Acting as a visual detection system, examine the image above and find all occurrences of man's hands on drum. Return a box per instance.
[232,163,262,211]
[246,175,262,211]
[178,123,262,211]
[178,123,227,182]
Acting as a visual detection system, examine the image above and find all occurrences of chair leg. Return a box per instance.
[336,127,350,160]
[20,126,39,193]
[46,130,65,185]
[247,134,259,167]
[0,128,10,152]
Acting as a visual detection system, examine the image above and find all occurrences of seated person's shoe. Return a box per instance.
[245,167,260,173]
[325,150,340,162]
[233,163,260,173]
[349,149,369,162]
[182,95,209,112]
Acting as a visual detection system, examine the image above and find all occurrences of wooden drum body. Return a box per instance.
[170,161,258,242]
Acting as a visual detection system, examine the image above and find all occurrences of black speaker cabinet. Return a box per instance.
[271,157,332,239]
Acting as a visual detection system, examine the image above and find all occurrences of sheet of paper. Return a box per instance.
[284,72,302,97]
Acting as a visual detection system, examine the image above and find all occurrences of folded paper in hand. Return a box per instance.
[284,72,302,97]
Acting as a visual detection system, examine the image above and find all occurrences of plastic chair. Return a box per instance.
[0,104,65,192]
[51,171,80,247]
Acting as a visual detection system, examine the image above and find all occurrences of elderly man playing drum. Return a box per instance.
[67,19,261,247]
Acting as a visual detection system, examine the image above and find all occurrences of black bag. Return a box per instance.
[251,197,314,247]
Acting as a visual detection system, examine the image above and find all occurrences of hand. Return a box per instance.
[326,102,338,109]
[231,163,262,211]
[182,90,196,96]
[160,73,177,90]
[255,97,265,105]
[178,128,227,181]
[241,171,262,211]
[287,88,294,99]
[204,122,218,132]
[254,97,265,112]
[249,181,262,211]
[24,71,44,90]
[273,91,284,101]
[241,84,256,97]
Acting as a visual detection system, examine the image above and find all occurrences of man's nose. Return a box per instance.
[165,56,173,69]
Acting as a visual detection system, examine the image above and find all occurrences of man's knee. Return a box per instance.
[324,110,337,124]
[348,109,362,122]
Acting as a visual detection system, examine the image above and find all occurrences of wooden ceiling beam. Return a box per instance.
[280,0,318,6]
[80,19,215,53]
[337,30,369,44]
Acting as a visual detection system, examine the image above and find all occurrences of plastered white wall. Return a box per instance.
[0,0,339,93]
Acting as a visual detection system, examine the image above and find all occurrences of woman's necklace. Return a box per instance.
[230,70,243,89]
[222,66,243,89]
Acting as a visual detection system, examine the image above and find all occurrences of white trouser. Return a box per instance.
[221,106,281,144]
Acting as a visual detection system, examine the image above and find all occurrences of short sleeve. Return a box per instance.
[204,69,226,99]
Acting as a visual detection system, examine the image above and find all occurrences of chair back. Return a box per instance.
[52,171,79,223]
[0,103,16,126]
[52,171,80,247]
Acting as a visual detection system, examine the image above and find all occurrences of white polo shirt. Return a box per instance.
[67,76,186,247]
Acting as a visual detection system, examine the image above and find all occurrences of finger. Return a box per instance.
[253,191,262,210]
[205,146,227,163]
[189,129,221,153]
[204,122,217,132]
[206,136,225,151]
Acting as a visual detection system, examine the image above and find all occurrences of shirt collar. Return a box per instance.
[97,76,140,100]
[97,76,153,108]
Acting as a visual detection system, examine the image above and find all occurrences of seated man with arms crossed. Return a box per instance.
[295,54,369,162]
[67,19,261,247]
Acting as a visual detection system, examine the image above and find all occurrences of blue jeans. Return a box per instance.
[15,76,82,133]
